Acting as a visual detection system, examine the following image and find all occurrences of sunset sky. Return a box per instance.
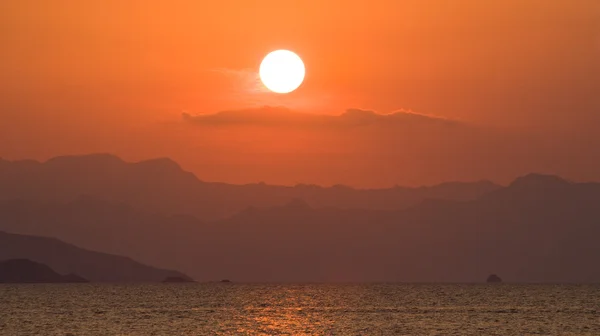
[1,0,599,187]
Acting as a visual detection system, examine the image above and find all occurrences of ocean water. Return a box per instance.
[0,284,598,335]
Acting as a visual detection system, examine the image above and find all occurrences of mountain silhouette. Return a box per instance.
[0,154,500,220]
[0,231,192,282]
[0,173,598,282]
[0,259,88,283]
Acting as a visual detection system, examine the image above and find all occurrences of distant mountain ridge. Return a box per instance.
[0,231,192,282]
[0,173,599,283]
[0,154,501,220]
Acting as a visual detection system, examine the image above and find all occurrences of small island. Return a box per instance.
[486,274,503,283]
[0,259,89,283]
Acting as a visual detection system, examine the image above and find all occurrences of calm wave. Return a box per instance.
[1,283,599,335]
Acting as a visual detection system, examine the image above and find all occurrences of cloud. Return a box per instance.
[182,106,460,129]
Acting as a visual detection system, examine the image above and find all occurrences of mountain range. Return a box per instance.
[0,154,598,283]
[0,154,500,221]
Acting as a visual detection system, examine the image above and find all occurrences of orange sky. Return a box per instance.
[1,1,600,187]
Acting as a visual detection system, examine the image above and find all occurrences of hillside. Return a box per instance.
[0,231,192,282]
[0,259,88,283]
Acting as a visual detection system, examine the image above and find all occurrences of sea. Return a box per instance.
[1,283,598,335]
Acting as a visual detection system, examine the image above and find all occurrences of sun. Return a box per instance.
[259,50,305,94]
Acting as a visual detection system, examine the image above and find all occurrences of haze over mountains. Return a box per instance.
[0,154,599,283]
[179,106,600,187]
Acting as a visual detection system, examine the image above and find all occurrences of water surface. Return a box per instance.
[1,283,598,335]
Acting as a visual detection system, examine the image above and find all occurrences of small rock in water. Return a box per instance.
[486,274,502,283]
